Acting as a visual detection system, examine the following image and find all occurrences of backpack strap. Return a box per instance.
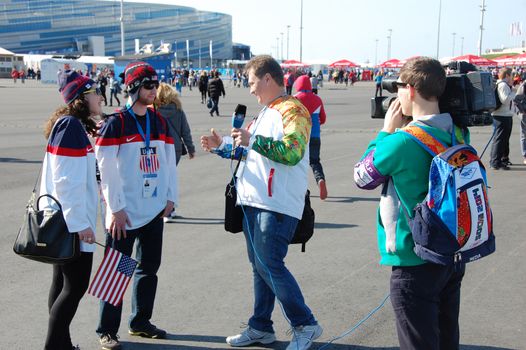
[400,124,448,157]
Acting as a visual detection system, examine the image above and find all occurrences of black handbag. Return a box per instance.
[224,159,244,233]
[291,190,315,252]
[13,166,80,264]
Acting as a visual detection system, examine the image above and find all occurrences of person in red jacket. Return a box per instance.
[294,75,328,199]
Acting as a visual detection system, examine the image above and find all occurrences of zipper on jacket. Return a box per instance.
[267,168,275,197]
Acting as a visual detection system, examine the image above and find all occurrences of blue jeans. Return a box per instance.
[96,216,163,335]
[210,96,220,115]
[242,206,316,332]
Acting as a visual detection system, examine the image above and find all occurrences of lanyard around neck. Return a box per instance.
[128,107,150,150]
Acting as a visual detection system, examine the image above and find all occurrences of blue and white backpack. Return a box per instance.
[401,124,496,265]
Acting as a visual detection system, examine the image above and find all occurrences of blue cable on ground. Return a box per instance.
[317,293,391,350]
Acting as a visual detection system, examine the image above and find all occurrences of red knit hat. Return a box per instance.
[124,61,158,94]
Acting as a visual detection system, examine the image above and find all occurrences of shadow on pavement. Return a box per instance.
[164,217,224,225]
[315,222,358,229]
[0,157,41,164]
[320,196,380,204]
[119,338,518,350]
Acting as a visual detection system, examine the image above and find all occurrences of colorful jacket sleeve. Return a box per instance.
[353,131,403,190]
[47,117,91,232]
[95,114,127,213]
[251,103,311,166]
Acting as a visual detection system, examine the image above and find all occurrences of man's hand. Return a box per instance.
[200,128,222,152]
[188,152,195,159]
[78,227,95,244]
[162,200,175,217]
[110,209,131,240]
[382,98,405,133]
[231,128,251,147]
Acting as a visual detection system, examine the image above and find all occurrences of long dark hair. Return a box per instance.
[44,98,98,139]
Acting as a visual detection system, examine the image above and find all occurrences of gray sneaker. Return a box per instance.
[99,334,121,350]
[226,326,276,347]
[286,324,323,350]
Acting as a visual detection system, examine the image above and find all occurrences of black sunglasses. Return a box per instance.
[83,87,102,96]
[394,81,410,89]
[142,81,159,90]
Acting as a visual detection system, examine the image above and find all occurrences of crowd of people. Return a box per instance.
[16,53,526,350]
[11,67,40,82]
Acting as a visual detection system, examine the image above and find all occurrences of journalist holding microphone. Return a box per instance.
[201,55,322,350]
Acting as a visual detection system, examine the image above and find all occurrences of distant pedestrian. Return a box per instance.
[207,71,225,116]
[198,71,209,104]
[375,71,383,97]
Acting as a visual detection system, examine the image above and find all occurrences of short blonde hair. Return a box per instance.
[155,82,182,110]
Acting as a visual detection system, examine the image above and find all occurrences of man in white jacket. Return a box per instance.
[95,62,177,350]
[201,55,322,350]
[490,68,515,170]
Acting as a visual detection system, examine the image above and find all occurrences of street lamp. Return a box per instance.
[299,0,304,62]
[280,32,284,61]
[375,39,379,66]
[478,0,486,56]
[436,0,442,58]
[276,37,280,59]
[461,36,464,55]
[452,32,456,57]
[286,25,291,60]
[120,0,125,55]
[387,29,392,60]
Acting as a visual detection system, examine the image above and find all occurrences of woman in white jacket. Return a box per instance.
[41,73,102,350]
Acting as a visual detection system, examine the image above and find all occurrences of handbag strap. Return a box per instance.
[230,156,243,183]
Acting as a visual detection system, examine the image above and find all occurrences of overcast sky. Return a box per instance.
[126,0,526,64]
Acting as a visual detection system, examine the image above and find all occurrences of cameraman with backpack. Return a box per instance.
[354,57,470,350]
[490,68,515,170]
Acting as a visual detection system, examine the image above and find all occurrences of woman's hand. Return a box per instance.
[78,228,95,244]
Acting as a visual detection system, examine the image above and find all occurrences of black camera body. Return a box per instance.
[371,62,496,127]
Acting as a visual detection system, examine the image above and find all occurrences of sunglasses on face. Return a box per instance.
[83,87,102,96]
[394,81,410,89]
[142,81,159,90]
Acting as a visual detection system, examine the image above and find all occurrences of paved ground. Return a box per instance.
[0,78,524,350]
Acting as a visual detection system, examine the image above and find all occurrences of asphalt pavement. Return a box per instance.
[0,78,524,350]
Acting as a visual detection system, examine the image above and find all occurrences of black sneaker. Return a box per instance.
[129,324,167,339]
[99,334,121,350]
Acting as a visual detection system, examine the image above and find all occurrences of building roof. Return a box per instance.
[113,52,173,61]
[0,47,15,56]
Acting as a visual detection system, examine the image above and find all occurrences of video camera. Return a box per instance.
[371,61,495,127]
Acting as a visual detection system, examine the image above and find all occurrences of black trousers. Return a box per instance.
[390,263,465,350]
[45,252,93,350]
[375,84,383,97]
[490,115,513,167]
[309,137,325,183]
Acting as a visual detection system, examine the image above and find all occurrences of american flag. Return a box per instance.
[139,147,160,173]
[88,247,138,307]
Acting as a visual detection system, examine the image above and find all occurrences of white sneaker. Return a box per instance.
[226,327,276,347]
[286,324,323,350]
[163,210,179,223]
